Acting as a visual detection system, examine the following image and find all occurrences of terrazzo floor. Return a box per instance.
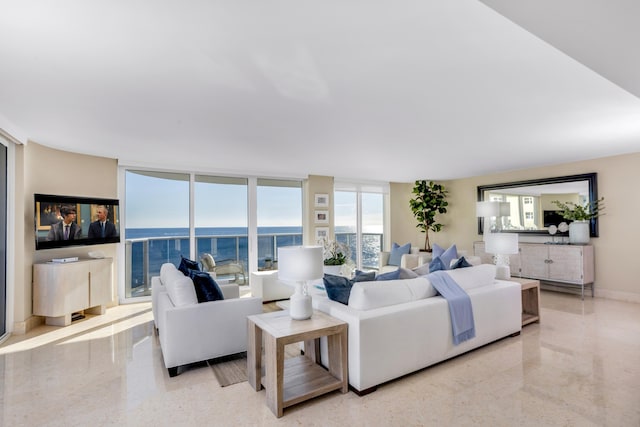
[1,290,639,426]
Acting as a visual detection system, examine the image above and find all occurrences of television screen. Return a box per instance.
[543,210,571,228]
[35,193,120,250]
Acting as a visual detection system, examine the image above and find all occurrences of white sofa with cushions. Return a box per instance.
[152,263,263,377]
[312,264,522,394]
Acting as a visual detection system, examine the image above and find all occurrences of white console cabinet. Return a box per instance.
[33,258,113,326]
[474,242,595,299]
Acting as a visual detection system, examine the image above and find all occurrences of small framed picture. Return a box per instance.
[314,193,329,208]
[315,227,329,243]
[314,210,329,224]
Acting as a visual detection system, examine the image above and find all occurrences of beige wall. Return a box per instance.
[390,152,640,302]
[304,175,334,245]
[16,142,118,333]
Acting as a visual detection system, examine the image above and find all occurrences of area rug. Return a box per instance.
[208,352,247,387]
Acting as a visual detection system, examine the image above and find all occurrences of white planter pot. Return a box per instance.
[323,265,343,276]
[569,220,590,244]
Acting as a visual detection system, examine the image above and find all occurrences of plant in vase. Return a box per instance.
[409,180,448,252]
[320,237,352,276]
[551,198,604,244]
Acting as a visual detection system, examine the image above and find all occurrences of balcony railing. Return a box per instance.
[124,232,383,298]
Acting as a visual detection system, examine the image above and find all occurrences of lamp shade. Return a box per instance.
[476,201,502,217]
[485,233,519,255]
[277,246,323,282]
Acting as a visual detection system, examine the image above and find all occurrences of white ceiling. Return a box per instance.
[1,1,639,182]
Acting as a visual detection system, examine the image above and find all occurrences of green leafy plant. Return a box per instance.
[409,180,448,252]
[551,197,605,221]
[321,238,350,265]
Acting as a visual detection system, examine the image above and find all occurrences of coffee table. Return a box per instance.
[247,310,348,417]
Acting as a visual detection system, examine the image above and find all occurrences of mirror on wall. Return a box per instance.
[477,173,599,237]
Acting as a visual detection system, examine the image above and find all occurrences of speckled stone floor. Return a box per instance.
[1,290,638,426]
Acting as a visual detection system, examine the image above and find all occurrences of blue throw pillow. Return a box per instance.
[189,271,224,303]
[375,268,401,281]
[388,242,411,266]
[429,256,447,273]
[179,255,200,276]
[451,256,472,269]
[432,244,458,270]
[355,270,376,282]
[323,274,354,305]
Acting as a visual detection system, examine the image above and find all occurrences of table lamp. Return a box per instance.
[277,246,323,320]
[485,233,519,280]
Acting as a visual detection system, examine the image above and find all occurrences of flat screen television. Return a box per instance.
[543,210,571,228]
[35,193,120,250]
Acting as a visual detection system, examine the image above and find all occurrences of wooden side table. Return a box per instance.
[247,310,348,418]
[509,277,541,326]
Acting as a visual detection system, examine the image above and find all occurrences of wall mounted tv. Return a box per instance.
[34,193,120,250]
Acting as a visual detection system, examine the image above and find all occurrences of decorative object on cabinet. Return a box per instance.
[551,197,604,244]
[409,180,448,252]
[33,257,113,326]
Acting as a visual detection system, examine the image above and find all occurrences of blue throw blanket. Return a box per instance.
[428,271,476,345]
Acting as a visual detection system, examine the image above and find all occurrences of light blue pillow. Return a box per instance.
[432,244,458,270]
[375,268,401,281]
[428,256,447,273]
[388,242,411,266]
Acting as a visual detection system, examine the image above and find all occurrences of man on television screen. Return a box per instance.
[88,205,118,239]
[47,205,82,241]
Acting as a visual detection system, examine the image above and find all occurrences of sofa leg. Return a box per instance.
[351,385,377,396]
[510,331,521,337]
[168,367,179,377]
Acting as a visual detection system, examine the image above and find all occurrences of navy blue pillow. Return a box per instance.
[179,256,200,276]
[375,268,401,281]
[451,256,472,269]
[429,256,447,273]
[323,274,354,305]
[354,270,376,282]
[189,271,224,303]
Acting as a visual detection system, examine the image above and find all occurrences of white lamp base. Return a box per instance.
[289,283,313,320]
[495,264,511,280]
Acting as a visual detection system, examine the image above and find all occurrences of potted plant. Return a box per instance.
[409,180,448,252]
[321,238,351,275]
[551,197,604,244]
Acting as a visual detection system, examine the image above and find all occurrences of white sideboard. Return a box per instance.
[474,241,595,299]
[33,258,113,326]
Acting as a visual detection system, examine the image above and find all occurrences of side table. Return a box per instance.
[509,277,541,326]
[247,310,348,417]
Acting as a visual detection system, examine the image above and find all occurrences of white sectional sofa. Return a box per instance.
[312,264,522,394]
[152,263,263,377]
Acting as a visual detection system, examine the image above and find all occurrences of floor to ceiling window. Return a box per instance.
[122,169,302,301]
[124,171,190,298]
[257,179,302,270]
[194,176,248,282]
[334,182,387,270]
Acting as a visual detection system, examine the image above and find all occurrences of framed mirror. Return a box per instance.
[477,173,599,237]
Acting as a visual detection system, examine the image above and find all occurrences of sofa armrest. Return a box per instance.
[159,294,263,369]
[378,251,391,270]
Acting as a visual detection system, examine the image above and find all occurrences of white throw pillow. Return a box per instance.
[348,281,412,310]
[160,263,180,286]
[348,277,435,310]
[444,264,496,291]
[165,275,198,307]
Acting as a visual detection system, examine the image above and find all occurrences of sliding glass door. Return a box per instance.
[0,143,6,337]
[334,183,386,270]
[122,169,302,300]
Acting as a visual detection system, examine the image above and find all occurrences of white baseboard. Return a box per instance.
[595,288,640,304]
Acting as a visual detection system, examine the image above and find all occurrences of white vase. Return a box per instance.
[323,265,342,276]
[569,220,590,244]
